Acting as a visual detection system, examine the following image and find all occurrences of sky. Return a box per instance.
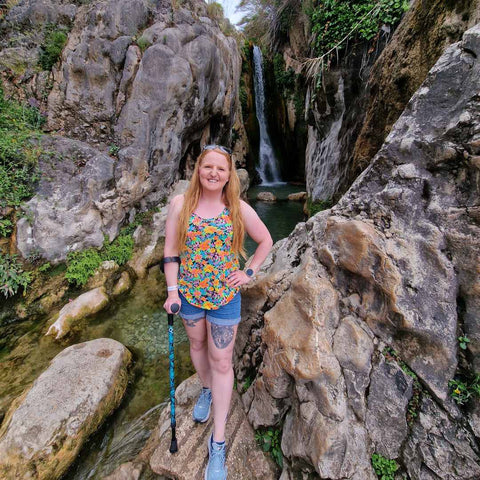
[218,0,244,27]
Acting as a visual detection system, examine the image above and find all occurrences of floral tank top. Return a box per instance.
[179,207,240,310]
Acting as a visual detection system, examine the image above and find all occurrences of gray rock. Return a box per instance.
[16,135,116,261]
[365,356,413,458]
[257,191,277,202]
[0,338,131,480]
[45,286,110,339]
[403,397,480,479]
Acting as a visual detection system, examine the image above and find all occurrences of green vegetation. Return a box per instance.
[0,253,31,298]
[65,233,134,287]
[38,262,51,273]
[136,36,152,53]
[206,1,224,21]
[449,375,480,405]
[306,197,333,217]
[0,84,43,216]
[255,426,283,468]
[458,335,470,350]
[0,218,13,237]
[371,453,398,480]
[309,0,409,59]
[108,143,120,157]
[273,53,296,95]
[38,24,69,71]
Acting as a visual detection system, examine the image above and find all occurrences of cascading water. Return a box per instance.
[252,46,282,185]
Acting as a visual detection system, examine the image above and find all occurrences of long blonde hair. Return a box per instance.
[177,148,246,259]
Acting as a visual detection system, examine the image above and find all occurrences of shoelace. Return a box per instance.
[200,389,211,402]
[210,442,226,467]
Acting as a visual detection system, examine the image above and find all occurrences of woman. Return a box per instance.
[163,145,273,480]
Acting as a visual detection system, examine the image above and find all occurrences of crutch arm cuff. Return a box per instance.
[161,256,181,272]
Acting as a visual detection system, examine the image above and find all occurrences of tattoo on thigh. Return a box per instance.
[185,317,202,327]
[211,324,234,349]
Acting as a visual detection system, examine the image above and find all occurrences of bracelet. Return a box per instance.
[167,285,178,291]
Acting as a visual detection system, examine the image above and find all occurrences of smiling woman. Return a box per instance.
[162,144,273,479]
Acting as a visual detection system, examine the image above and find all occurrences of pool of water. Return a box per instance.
[245,183,306,258]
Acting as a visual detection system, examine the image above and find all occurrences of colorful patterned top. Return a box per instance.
[179,207,240,309]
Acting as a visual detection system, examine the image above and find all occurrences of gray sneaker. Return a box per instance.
[205,434,227,480]
[193,387,212,423]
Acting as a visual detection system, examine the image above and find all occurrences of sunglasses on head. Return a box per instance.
[202,144,232,155]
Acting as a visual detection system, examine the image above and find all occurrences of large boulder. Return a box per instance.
[0,338,131,480]
[235,24,480,479]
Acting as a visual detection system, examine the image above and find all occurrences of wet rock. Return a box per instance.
[46,286,110,339]
[86,260,120,290]
[257,191,277,202]
[287,191,307,202]
[149,374,278,480]
[0,338,131,480]
[112,270,132,297]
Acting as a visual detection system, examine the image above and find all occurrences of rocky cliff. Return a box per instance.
[1,0,242,262]
[302,0,480,202]
[235,23,480,479]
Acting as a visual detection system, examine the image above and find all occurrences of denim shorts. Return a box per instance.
[178,291,241,326]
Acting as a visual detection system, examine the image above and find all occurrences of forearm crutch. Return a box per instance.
[160,256,181,454]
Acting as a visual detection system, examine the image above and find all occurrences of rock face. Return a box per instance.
[17,135,116,261]
[12,0,241,261]
[305,0,480,202]
[235,25,480,479]
[0,338,131,480]
[149,374,278,480]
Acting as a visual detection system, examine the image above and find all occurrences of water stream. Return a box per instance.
[252,46,282,185]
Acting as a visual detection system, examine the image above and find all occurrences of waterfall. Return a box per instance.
[252,46,282,185]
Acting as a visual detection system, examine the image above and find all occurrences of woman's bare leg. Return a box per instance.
[182,317,211,388]
[207,322,238,442]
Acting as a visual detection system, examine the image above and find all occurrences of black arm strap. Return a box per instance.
[160,256,181,273]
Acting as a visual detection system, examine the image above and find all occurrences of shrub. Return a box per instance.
[371,453,398,480]
[38,25,68,71]
[65,233,134,286]
[102,234,134,266]
[0,85,43,210]
[309,0,409,58]
[65,248,103,287]
[449,375,480,405]
[206,1,224,21]
[0,218,13,237]
[0,253,31,298]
